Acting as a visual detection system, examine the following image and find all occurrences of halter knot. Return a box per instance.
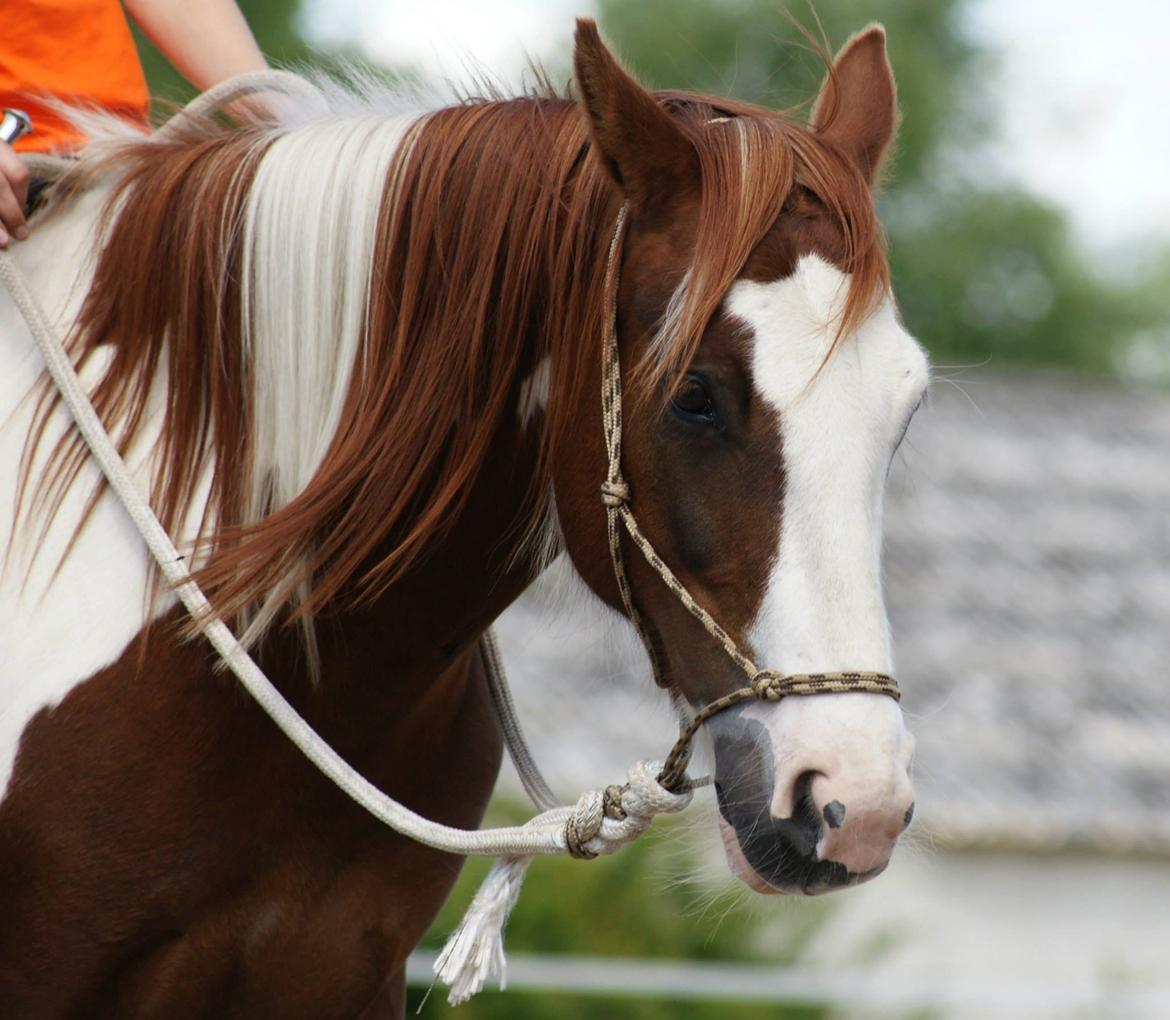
[600,479,631,508]
[565,790,604,859]
[563,760,692,860]
[751,669,787,701]
[603,783,629,819]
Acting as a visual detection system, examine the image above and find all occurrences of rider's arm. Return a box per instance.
[123,0,268,91]
[0,1,269,247]
[0,141,28,246]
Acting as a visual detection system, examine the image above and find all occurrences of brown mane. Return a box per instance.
[20,75,888,646]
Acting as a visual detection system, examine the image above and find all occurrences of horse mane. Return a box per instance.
[18,69,887,655]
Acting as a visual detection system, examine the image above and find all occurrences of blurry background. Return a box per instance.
[138,2,1170,1016]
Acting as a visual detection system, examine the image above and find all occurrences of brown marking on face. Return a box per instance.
[616,227,786,702]
[557,175,878,709]
[741,186,853,282]
[600,184,860,705]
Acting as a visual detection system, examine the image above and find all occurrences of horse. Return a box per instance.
[0,19,925,1018]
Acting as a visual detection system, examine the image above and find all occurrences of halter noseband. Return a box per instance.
[598,203,900,794]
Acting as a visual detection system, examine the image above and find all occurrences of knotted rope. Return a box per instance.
[432,759,692,1003]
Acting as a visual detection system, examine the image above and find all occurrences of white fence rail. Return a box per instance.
[405,949,1170,1017]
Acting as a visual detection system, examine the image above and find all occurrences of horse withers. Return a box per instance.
[0,20,923,1017]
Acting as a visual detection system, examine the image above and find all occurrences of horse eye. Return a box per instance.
[671,376,716,425]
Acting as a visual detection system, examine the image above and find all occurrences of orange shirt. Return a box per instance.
[0,0,149,153]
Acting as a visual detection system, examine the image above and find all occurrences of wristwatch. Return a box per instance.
[0,109,32,146]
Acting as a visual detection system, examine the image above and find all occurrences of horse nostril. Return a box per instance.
[789,770,824,831]
[822,800,846,829]
[903,802,915,828]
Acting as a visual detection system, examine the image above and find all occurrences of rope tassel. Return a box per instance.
[433,855,533,1004]
[434,761,694,1004]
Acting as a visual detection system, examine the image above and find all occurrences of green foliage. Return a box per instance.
[408,803,831,1018]
[1118,251,1170,384]
[598,0,976,189]
[597,0,1168,379]
[411,988,826,1020]
[888,187,1150,374]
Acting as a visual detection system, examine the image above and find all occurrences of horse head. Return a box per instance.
[554,21,925,895]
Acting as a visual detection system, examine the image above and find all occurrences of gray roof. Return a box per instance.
[884,372,1170,852]
[494,372,1170,855]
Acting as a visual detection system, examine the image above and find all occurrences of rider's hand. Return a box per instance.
[0,140,29,248]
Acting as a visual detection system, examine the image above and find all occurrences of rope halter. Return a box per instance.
[597,203,900,796]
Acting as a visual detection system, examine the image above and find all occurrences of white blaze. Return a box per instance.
[725,255,926,869]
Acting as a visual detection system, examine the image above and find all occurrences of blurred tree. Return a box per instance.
[888,187,1153,373]
[1119,252,1170,384]
[597,0,1168,378]
[598,0,977,193]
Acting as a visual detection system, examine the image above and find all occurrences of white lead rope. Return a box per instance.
[0,138,692,1000]
[0,249,589,859]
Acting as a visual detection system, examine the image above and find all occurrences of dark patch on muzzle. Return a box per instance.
[710,711,850,893]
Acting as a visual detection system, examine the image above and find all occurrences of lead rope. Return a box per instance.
[2,91,898,1004]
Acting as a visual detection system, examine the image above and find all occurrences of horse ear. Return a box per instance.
[574,18,698,206]
[810,24,898,187]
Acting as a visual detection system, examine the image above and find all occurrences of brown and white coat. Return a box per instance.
[0,21,923,1018]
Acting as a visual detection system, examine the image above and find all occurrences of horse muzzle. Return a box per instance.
[708,698,915,895]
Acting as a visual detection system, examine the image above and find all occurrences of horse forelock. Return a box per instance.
[16,71,888,665]
[634,93,889,399]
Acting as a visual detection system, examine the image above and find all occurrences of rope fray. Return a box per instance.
[433,761,692,1004]
[432,856,529,1006]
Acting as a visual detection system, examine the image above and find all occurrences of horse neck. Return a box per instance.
[245,383,546,803]
[326,409,545,694]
